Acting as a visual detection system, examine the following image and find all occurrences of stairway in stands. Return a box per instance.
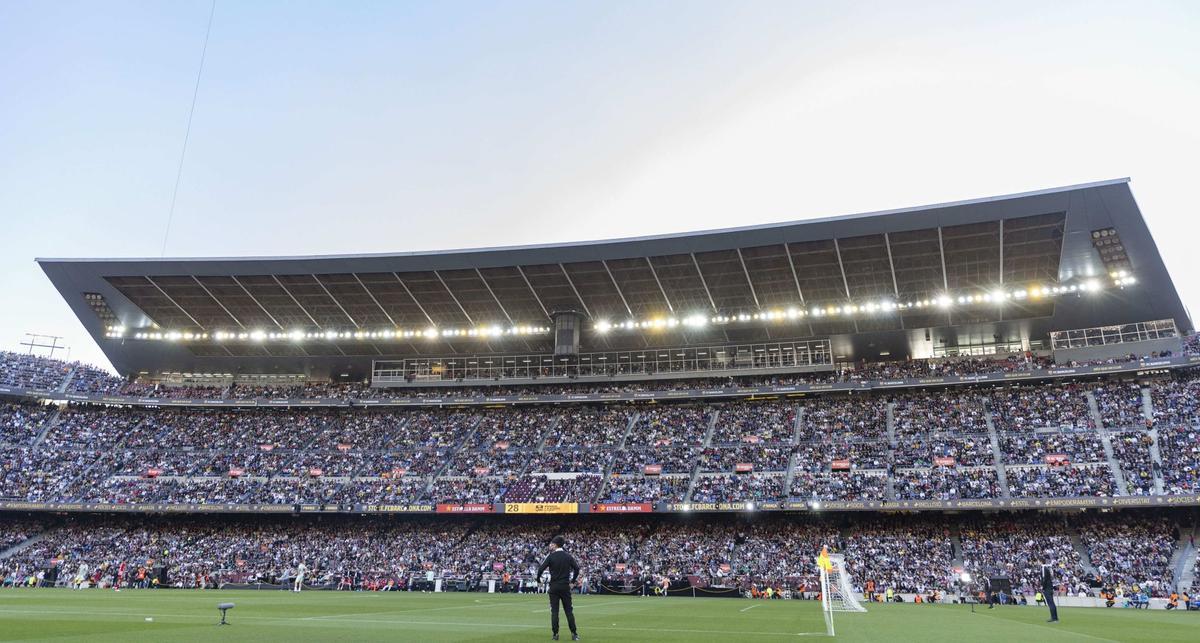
[1068,529,1100,579]
[982,399,1011,499]
[1171,521,1198,592]
[1141,385,1167,495]
[0,532,49,562]
[1086,390,1131,495]
[781,406,804,498]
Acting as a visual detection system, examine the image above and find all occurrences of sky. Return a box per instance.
[1,1,1198,371]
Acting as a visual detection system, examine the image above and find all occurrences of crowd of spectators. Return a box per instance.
[1109,430,1158,495]
[1157,425,1200,494]
[708,403,795,446]
[988,384,1093,432]
[0,511,1189,596]
[65,364,125,395]
[688,474,784,503]
[800,394,886,441]
[9,368,1200,505]
[892,391,988,438]
[598,476,689,504]
[1093,383,1149,430]
[1006,465,1117,497]
[789,472,887,501]
[1080,515,1178,596]
[892,467,1001,500]
[0,351,71,391]
[6,344,1197,406]
[960,515,1088,596]
[892,436,992,468]
[999,431,1106,465]
[0,402,52,446]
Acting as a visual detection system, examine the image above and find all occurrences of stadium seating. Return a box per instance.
[0,512,1186,597]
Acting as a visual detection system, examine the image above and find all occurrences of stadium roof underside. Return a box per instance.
[38,178,1190,378]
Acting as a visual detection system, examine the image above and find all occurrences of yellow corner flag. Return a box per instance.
[817,545,832,572]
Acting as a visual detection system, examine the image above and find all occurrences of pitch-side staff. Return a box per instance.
[536,536,580,641]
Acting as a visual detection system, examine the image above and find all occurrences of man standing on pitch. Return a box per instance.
[1037,558,1058,623]
[536,536,580,641]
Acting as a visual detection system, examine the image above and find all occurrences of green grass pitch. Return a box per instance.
[0,589,1195,642]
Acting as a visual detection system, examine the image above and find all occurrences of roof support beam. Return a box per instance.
[516,266,552,320]
[883,233,900,297]
[690,253,718,313]
[394,274,436,327]
[937,226,949,291]
[937,226,951,327]
[998,219,1005,285]
[191,276,245,329]
[231,276,284,331]
[434,271,475,326]
[782,243,806,306]
[474,269,514,325]
[145,276,206,331]
[601,260,634,318]
[314,276,361,329]
[831,239,852,300]
[272,275,322,330]
[352,274,398,327]
[645,257,674,314]
[735,248,761,309]
[559,264,593,319]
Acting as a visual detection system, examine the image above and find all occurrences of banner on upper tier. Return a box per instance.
[503,502,579,514]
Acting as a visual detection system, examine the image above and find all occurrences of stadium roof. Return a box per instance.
[38,178,1190,378]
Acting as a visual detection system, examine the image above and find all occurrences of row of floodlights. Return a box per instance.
[594,278,1131,333]
[105,275,1135,342]
[109,326,551,341]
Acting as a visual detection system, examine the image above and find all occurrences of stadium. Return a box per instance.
[2,177,1199,641]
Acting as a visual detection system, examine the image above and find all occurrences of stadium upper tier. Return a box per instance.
[3,366,1200,514]
[36,178,1188,379]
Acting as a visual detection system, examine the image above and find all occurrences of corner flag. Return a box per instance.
[817,545,832,573]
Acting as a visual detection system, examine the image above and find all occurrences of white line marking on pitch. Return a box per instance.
[532,600,629,613]
[740,603,763,612]
[0,607,826,637]
[303,600,516,620]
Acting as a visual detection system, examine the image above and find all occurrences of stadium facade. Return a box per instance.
[5,178,1200,603]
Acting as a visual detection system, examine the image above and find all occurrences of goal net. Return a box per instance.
[819,552,866,636]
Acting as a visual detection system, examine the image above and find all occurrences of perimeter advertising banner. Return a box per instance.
[436,503,494,513]
[503,502,578,514]
[591,503,653,513]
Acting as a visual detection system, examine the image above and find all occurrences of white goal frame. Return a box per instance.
[819,553,867,637]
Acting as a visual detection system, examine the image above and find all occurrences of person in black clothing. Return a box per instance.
[536,535,580,641]
[1036,558,1058,623]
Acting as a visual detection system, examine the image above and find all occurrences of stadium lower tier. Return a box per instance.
[0,510,1192,599]
[4,371,1200,507]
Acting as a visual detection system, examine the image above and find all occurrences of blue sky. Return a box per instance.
[1,1,1198,369]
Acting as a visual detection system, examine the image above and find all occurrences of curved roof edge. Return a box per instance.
[36,178,1130,264]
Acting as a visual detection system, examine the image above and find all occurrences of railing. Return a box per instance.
[372,339,833,386]
[1050,319,1178,351]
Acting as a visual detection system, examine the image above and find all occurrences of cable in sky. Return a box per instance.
[160,0,217,257]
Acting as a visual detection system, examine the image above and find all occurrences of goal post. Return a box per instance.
[819,552,866,637]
